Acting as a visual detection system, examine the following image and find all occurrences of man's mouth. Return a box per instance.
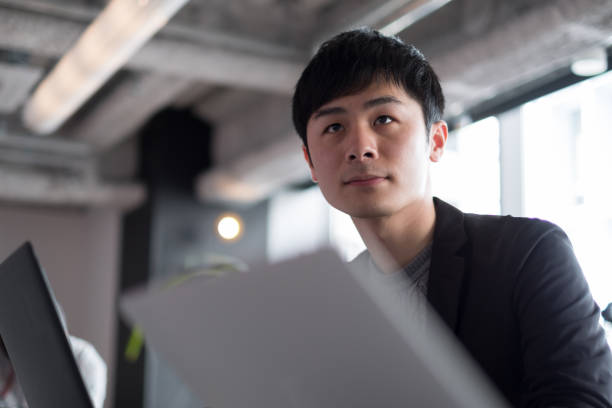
[344,175,387,186]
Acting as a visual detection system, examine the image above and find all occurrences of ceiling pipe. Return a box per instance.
[378,0,454,36]
[313,0,454,50]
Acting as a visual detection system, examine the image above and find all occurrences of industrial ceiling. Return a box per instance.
[0,0,611,207]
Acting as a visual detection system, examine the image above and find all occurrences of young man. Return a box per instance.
[292,28,612,407]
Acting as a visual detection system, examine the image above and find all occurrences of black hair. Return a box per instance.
[292,28,445,148]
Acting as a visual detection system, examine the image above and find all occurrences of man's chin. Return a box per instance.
[337,204,395,220]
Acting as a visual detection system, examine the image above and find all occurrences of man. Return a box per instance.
[292,28,612,407]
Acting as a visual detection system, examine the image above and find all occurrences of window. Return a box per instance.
[521,70,612,311]
[432,116,501,215]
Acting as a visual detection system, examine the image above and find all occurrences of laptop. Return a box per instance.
[0,242,94,408]
[121,248,509,408]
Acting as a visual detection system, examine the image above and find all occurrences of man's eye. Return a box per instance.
[324,123,343,133]
[374,115,393,125]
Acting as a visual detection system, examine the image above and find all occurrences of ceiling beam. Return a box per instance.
[0,7,305,94]
[62,73,195,151]
[0,0,300,58]
[196,135,309,204]
[195,91,294,164]
[0,166,145,209]
[0,131,92,166]
[0,62,44,114]
[131,39,303,94]
[0,133,144,208]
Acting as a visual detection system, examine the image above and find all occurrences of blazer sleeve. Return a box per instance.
[512,226,612,408]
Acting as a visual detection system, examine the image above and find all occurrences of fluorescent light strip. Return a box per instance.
[22,0,190,134]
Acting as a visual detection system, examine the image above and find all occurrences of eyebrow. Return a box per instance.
[313,106,346,119]
[364,96,402,109]
[312,95,403,120]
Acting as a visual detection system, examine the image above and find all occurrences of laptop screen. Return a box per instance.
[0,242,93,408]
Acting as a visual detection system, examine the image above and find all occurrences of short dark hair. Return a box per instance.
[292,28,445,148]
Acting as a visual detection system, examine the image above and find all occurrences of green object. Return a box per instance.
[124,326,144,363]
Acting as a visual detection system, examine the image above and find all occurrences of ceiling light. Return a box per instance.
[22,0,190,134]
[216,214,243,241]
[571,46,608,77]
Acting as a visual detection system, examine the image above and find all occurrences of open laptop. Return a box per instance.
[0,242,94,408]
[121,248,509,408]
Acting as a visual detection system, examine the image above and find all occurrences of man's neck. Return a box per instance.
[352,196,436,273]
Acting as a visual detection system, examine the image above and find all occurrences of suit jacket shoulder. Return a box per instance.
[430,197,612,408]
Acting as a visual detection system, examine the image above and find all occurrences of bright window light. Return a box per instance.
[431,116,501,214]
[267,188,329,262]
[521,69,612,311]
[329,206,366,262]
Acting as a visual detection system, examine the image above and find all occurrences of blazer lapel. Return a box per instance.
[427,197,468,332]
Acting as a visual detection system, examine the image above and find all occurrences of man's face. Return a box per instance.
[304,81,446,219]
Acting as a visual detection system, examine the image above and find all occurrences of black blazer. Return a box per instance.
[427,197,612,407]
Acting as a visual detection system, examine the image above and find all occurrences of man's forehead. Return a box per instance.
[310,82,414,120]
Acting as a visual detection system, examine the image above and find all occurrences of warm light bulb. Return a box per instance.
[217,215,242,241]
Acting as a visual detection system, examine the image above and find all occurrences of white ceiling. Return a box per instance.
[0,0,611,207]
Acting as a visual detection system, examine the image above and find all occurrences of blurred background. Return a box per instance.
[0,0,611,406]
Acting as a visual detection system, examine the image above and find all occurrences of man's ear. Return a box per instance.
[429,121,448,163]
[302,145,318,182]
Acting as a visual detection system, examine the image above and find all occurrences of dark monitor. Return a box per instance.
[0,242,93,408]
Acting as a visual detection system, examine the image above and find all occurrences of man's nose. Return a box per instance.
[346,125,379,162]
